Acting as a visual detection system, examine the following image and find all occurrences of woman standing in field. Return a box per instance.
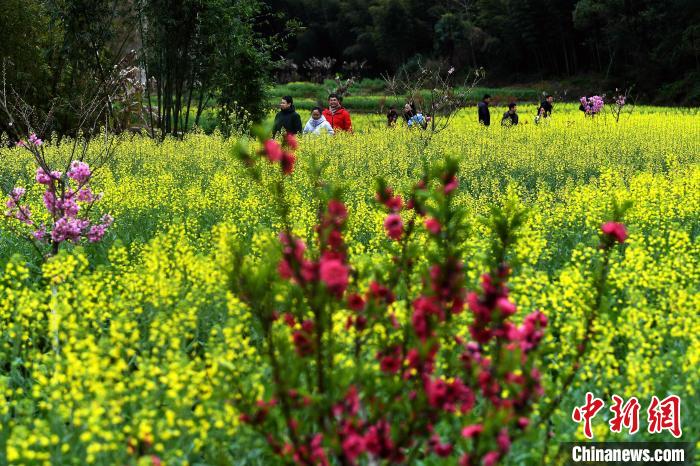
[273,96,303,136]
[303,107,335,135]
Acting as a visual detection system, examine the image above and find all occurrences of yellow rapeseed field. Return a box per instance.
[0,104,698,465]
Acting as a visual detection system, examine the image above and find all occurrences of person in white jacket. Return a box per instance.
[303,107,335,135]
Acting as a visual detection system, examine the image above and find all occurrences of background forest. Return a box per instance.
[0,0,699,137]
[266,0,700,102]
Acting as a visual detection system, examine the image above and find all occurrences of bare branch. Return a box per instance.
[384,60,484,136]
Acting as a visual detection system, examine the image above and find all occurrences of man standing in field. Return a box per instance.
[323,93,353,132]
[478,94,491,126]
[537,95,554,118]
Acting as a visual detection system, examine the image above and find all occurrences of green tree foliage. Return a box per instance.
[137,0,280,137]
[0,0,278,138]
[0,0,51,99]
[0,0,132,136]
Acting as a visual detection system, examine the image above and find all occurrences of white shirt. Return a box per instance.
[303,116,335,135]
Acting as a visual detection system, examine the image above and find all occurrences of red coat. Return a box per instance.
[323,107,352,132]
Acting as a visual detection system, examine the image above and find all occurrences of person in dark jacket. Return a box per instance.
[387,106,399,127]
[273,96,302,137]
[537,95,554,118]
[501,102,519,126]
[478,94,491,126]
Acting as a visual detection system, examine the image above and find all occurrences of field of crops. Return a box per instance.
[0,104,698,465]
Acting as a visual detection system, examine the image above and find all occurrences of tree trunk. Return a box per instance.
[562,39,570,76]
[195,85,207,127]
[184,72,195,132]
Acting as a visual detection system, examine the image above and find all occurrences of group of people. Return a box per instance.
[477,93,554,127]
[386,103,430,129]
[273,91,557,137]
[273,93,352,137]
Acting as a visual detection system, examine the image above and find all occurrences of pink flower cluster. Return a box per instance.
[580,95,604,115]
[278,199,350,300]
[16,133,44,148]
[87,214,114,243]
[350,167,545,465]
[410,260,541,461]
[67,161,92,184]
[51,216,91,243]
[262,134,297,175]
[277,199,351,356]
[467,270,548,353]
[376,185,405,240]
[284,316,315,357]
[601,221,627,243]
[4,161,112,250]
[345,280,396,333]
[36,167,62,185]
[5,187,32,225]
[29,133,43,146]
[377,171,454,245]
[335,410,404,464]
[268,433,329,466]
[267,386,403,464]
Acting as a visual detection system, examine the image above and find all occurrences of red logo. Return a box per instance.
[572,393,682,439]
[572,392,606,439]
[647,395,682,438]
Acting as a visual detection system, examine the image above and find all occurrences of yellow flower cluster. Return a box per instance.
[0,226,264,465]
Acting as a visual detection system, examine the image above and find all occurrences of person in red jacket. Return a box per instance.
[322,93,353,132]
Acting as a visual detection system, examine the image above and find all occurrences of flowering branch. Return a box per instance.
[579,95,605,116]
[536,200,632,456]
[608,87,635,123]
[230,131,556,465]
[3,144,113,258]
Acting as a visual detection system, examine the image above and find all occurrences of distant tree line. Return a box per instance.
[264,0,700,104]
